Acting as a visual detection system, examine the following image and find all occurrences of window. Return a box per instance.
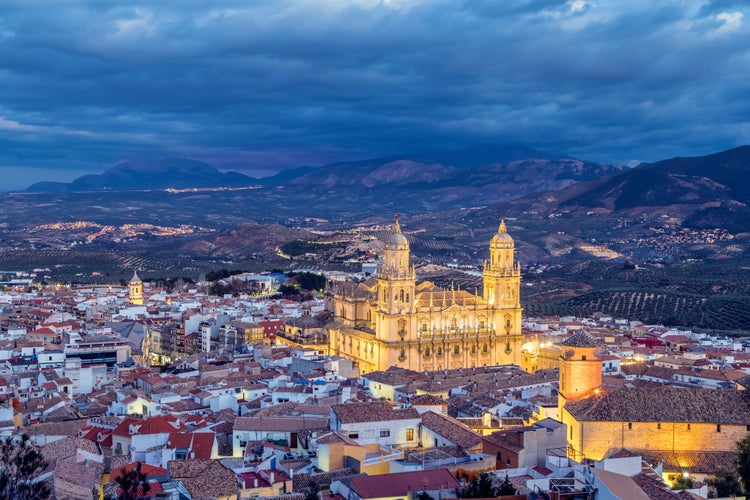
[424,347,431,357]
[687,424,691,431]
[717,424,721,433]
[406,428,414,441]
[348,432,359,439]
[454,345,460,355]
[570,427,573,438]
[581,355,587,361]
[437,347,442,356]
[175,450,188,460]
[398,319,406,335]
[628,422,632,430]
[482,343,488,353]
[657,423,661,430]
[380,430,390,437]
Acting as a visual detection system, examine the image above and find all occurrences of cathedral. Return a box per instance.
[324,217,524,374]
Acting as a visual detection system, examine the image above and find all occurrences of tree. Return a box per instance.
[305,483,320,500]
[497,474,517,496]
[671,474,693,490]
[0,433,51,500]
[114,461,151,500]
[461,472,497,498]
[706,470,742,498]
[737,434,750,494]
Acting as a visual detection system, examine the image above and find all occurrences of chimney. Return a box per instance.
[482,412,491,427]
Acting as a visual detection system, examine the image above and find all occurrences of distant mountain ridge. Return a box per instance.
[24,144,621,200]
[26,158,258,192]
[562,145,750,209]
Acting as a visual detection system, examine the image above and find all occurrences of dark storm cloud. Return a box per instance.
[0,0,749,189]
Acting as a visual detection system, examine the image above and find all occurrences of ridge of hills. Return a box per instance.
[4,144,750,332]
[26,157,259,192]
[23,144,622,198]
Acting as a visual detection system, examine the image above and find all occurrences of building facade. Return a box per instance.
[557,332,750,468]
[326,217,524,373]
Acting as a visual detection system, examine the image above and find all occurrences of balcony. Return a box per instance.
[418,327,496,341]
[362,446,403,467]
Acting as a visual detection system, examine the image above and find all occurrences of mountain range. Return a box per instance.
[24,144,626,218]
[26,158,258,192]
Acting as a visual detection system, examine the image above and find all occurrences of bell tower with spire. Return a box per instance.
[129,270,143,306]
[483,218,523,363]
[376,215,416,341]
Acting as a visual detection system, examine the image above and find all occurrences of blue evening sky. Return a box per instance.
[0,0,749,190]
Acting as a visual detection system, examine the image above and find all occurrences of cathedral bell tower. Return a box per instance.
[376,216,416,339]
[483,218,521,308]
[482,218,523,364]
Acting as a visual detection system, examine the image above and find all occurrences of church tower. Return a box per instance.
[483,218,520,308]
[558,331,602,412]
[482,219,523,363]
[375,215,416,340]
[129,270,143,306]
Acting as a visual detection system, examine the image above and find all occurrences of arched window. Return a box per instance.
[399,290,405,302]
[454,345,460,355]
[398,319,406,335]
[482,343,488,353]
[437,346,442,356]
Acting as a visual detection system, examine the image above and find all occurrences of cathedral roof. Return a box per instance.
[565,386,750,424]
[415,289,483,308]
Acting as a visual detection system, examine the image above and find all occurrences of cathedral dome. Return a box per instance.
[490,219,514,248]
[387,216,409,250]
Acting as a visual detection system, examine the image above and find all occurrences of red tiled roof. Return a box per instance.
[348,469,460,499]
[109,462,168,482]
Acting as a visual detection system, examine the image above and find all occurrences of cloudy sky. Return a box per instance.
[1,0,749,190]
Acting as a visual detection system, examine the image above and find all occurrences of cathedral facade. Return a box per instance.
[325,217,524,374]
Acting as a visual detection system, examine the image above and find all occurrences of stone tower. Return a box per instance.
[376,216,416,316]
[558,331,602,412]
[128,270,143,306]
[482,218,523,362]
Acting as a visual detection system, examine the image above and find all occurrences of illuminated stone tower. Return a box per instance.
[558,331,602,412]
[376,215,416,324]
[482,218,523,363]
[129,270,143,306]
